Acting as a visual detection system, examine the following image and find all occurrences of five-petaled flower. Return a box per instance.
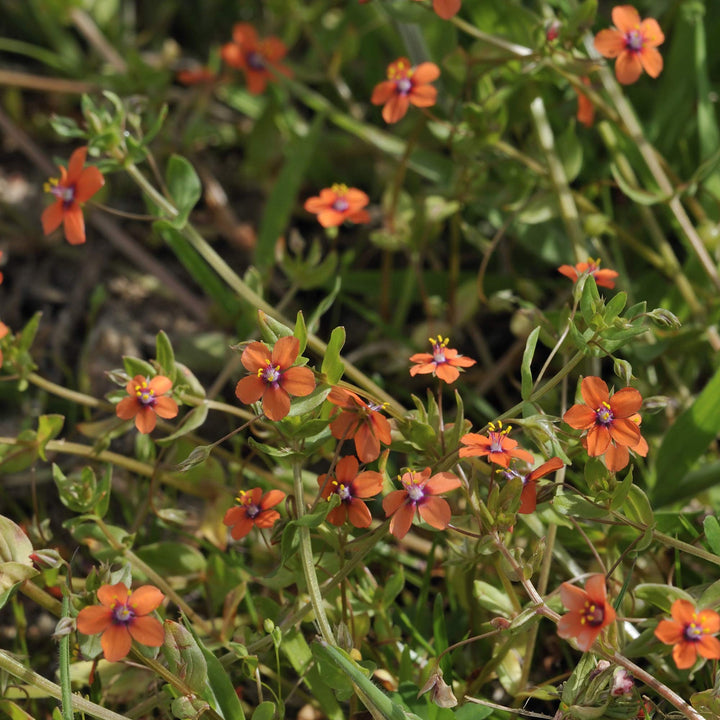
[594,6,664,85]
[503,457,564,514]
[42,147,105,246]
[223,487,286,540]
[76,582,165,662]
[383,467,461,539]
[303,184,371,228]
[459,422,535,469]
[371,57,440,124]
[220,23,291,94]
[558,258,618,289]
[563,376,646,472]
[557,574,616,652]
[412,0,461,20]
[654,599,720,669]
[328,387,392,463]
[116,375,179,434]
[409,336,476,384]
[318,455,383,528]
[235,336,315,421]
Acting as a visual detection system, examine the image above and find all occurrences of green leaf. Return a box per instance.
[610,163,670,206]
[37,414,64,461]
[704,516,720,556]
[162,620,209,695]
[157,404,209,446]
[251,703,276,720]
[166,154,202,228]
[580,275,600,326]
[155,330,176,381]
[521,326,540,400]
[18,311,42,353]
[308,276,342,336]
[654,365,720,506]
[294,311,308,355]
[321,326,346,385]
[256,113,325,270]
[136,542,207,577]
[123,356,156,379]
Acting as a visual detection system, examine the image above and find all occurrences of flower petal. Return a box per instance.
[271,335,300,369]
[41,202,64,236]
[66,147,88,183]
[418,496,451,530]
[128,586,165,615]
[76,605,113,635]
[352,471,383,498]
[371,80,396,105]
[412,62,440,84]
[611,5,641,33]
[609,387,642,418]
[673,641,697,669]
[519,482,537,514]
[241,341,271,372]
[615,50,643,85]
[640,19,664,48]
[654,618,684,645]
[580,376,609,409]
[697,635,720,660]
[435,364,460,383]
[671,599,698,625]
[128,615,165,647]
[255,509,281,528]
[594,29,626,58]
[382,490,408,517]
[98,583,129,607]
[75,166,105,203]
[603,442,629,472]
[354,422,381,463]
[563,404,596,430]
[154,396,179,419]
[149,375,173,396]
[63,205,86,245]
[101,624,132,662]
[134,406,157,434]
[432,0,461,20]
[425,472,461,495]
[262,384,291,421]
[235,375,265,405]
[382,94,410,124]
[347,499,372,528]
[586,425,611,456]
[280,366,316,397]
[259,489,286,510]
[389,502,415,539]
[409,85,437,108]
[640,46,663,78]
[116,396,139,421]
[559,583,589,612]
[608,418,641,447]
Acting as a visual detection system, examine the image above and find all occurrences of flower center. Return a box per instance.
[594,402,614,426]
[259,361,281,385]
[334,482,352,502]
[46,178,76,207]
[406,484,424,502]
[625,29,644,52]
[367,401,384,412]
[135,380,156,407]
[581,600,605,627]
[112,602,135,625]
[245,502,260,518]
[684,621,705,642]
[246,51,265,70]
[395,77,412,95]
[333,197,349,212]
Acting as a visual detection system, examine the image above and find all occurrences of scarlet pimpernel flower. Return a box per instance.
[558,258,618,289]
[235,336,315,421]
[557,574,616,652]
[318,456,383,528]
[303,184,371,228]
[116,375,179,434]
[177,66,216,86]
[223,487,286,540]
[409,336,476,384]
[563,376,646,472]
[42,147,104,246]
[594,6,664,85]
[371,57,439,124]
[76,582,165,662]
[328,387,392,463]
[504,457,564,514]
[382,467,461,539]
[654,599,720,669]
[412,0,461,20]
[220,23,291,94]
[576,78,595,128]
[459,422,534,469]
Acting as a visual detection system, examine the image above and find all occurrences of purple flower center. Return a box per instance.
[582,601,604,627]
[246,51,265,70]
[135,381,156,407]
[51,183,76,208]
[260,363,281,385]
[625,30,643,52]
[336,484,352,502]
[489,432,505,454]
[367,401,383,412]
[684,622,704,642]
[112,602,135,625]
[406,483,424,502]
[395,78,412,95]
[594,404,614,426]
[333,198,349,212]
[245,502,260,518]
[432,344,447,364]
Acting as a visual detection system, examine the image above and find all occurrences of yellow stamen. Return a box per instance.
[331,183,348,195]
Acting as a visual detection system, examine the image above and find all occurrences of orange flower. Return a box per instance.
[116,375,179,434]
[563,376,645,472]
[557,574,616,651]
[223,487,285,540]
[382,467,461,539]
[318,456,384,528]
[459,422,535,469]
[303,184,371,228]
[328,387,392,463]
[558,258,618,289]
[220,23,291,94]
[235,336,315,421]
[594,6,664,85]
[371,57,440,124]
[409,336,476,384]
[412,0,461,20]
[576,78,595,128]
[504,457,564,514]
[42,147,105,246]
[177,66,216,85]
[654,599,720,669]
[76,582,165,662]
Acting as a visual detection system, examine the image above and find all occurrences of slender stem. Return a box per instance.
[0,649,131,720]
[59,591,74,720]
[29,372,106,409]
[291,455,335,644]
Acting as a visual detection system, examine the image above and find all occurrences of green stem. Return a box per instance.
[291,454,335,645]
[59,592,74,720]
[0,649,131,720]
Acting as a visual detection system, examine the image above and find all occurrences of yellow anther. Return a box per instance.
[331,183,349,195]
[602,401,611,409]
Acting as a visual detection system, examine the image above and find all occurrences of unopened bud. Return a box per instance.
[647,308,681,329]
[418,667,458,709]
[546,20,560,41]
[611,668,634,696]
[29,549,64,569]
[53,616,75,639]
